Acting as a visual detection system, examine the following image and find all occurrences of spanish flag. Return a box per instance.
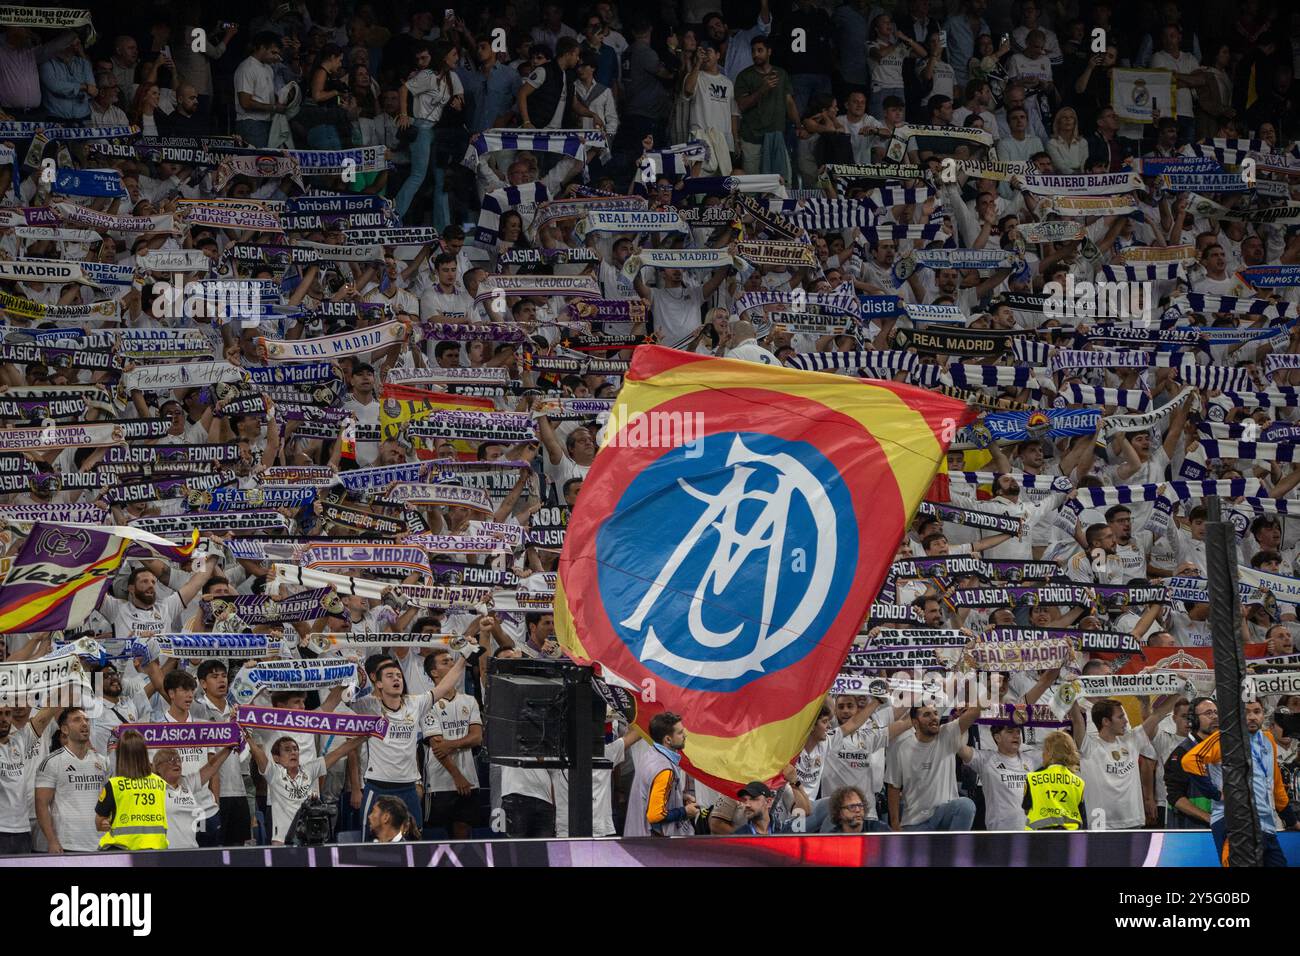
[378,385,496,459]
[555,346,974,794]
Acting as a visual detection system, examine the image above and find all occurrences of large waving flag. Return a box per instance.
[556,346,974,794]
[0,523,199,633]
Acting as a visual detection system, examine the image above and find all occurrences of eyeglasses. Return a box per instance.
[840,803,865,811]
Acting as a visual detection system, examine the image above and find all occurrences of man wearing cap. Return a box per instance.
[729,780,793,835]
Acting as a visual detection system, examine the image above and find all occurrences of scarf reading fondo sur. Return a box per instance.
[916,500,1024,534]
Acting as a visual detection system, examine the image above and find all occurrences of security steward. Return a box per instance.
[94,731,169,850]
[1022,730,1087,830]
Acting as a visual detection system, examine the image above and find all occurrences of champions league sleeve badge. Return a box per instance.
[554,345,974,794]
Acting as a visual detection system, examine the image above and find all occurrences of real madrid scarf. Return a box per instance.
[732,192,802,241]
[735,241,818,268]
[892,247,1023,287]
[380,483,494,513]
[886,123,993,160]
[892,326,1019,358]
[574,209,689,241]
[842,647,961,671]
[0,258,134,287]
[204,587,341,629]
[620,248,743,280]
[334,461,436,495]
[396,533,514,554]
[956,159,1032,182]
[235,704,387,737]
[475,273,602,299]
[258,320,408,362]
[965,638,1074,671]
[1239,264,1300,286]
[234,659,359,703]
[1176,363,1257,392]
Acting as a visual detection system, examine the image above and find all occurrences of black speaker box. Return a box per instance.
[485,658,605,767]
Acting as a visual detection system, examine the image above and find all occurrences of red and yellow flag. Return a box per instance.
[556,346,974,794]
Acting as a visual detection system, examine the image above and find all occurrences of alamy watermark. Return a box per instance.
[604,405,706,458]
[1040,276,1154,324]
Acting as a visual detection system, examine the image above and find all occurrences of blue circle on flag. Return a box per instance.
[594,430,858,692]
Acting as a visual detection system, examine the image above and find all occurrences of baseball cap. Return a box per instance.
[737,781,775,799]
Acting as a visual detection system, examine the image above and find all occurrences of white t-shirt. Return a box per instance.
[35,746,110,851]
[1149,50,1198,117]
[650,284,705,346]
[869,42,906,90]
[965,748,1033,831]
[884,720,963,827]
[688,71,736,151]
[405,69,464,123]
[0,726,34,832]
[234,56,276,120]
[820,713,892,814]
[554,737,627,837]
[165,771,218,850]
[99,592,185,642]
[266,757,325,844]
[343,395,381,467]
[421,693,481,792]
[355,694,434,783]
[158,710,212,778]
[1079,725,1152,830]
[796,738,830,798]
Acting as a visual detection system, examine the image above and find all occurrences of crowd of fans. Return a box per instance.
[0,0,1297,852]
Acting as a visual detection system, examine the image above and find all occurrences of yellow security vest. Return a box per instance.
[99,774,170,851]
[1025,764,1085,831]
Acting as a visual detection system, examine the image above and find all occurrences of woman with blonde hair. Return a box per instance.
[1047,107,1087,173]
[1022,729,1087,830]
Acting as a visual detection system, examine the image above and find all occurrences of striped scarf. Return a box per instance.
[860,223,947,242]
[1190,139,1268,164]
[785,350,916,375]
[767,197,874,229]
[641,140,709,177]
[1011,338,1052,366]
[1176,363,1256,392]
[1173,293,1291,319]
[868,186,937,209]
[1054,385,1150,410]
[1102,262,1182,282]
[1050,349,1151,373]
[733,192,802,241]
[943,364,1033,388]
[734,286,862,320]
[1197,439,1300,463]
[1221,388,1300,410]
[465,128,604,165]
[1265,354,1300,380]
[474,181,548,246]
